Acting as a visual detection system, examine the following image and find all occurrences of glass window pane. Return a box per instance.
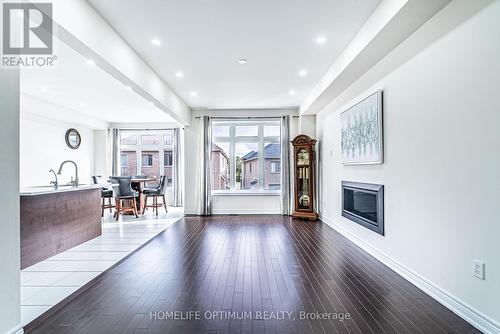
[120,134,137,145]
[141,134,160,145]
[264,125,280,137]
[140,150,159,185]
[164,133,173,145]
[235,125,258,137]
[264,143,281,190]
[237,143,258,190]
[164,150,173,187]
[211,142,230,190]
[120,150,137,176]
[213,125,230,138]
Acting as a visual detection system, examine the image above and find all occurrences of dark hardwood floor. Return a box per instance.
[27,215,479,334]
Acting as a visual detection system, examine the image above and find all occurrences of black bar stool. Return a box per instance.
[110,176,139,220]
[93,176,114,217]
[142,175,168,216]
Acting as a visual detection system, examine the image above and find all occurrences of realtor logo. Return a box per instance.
[2,2,53,54]
[1,2,56,68]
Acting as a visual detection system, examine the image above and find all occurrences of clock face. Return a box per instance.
[297,148,309,166]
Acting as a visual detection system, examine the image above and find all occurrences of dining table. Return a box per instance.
[130,177,156,214]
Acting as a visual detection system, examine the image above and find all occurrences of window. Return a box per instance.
[211,142,230,190]
[164,134,173,145]
[164,151,173,166]
[119,130,175,188]
[264,143,281,190]
[120,151,137,176]
[213,125,230,137]
[235,125,258,137]
[141,135,160,145]
[120,154,128,167]
[142,154,153,167]
[237,142,258,190]
[271,161,281,173]
[120,134,137,145]
[211,119,281,192]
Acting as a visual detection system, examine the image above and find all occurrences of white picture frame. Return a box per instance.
[340,90,383,165]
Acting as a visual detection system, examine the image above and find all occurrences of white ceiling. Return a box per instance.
[20,40,177,124]
[88,0,381,110]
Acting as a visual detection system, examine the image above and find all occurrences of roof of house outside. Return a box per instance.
[212,143,229,160]
[241,143,280,162]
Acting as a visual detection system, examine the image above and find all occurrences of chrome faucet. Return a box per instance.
[57,160,79,187]
[49,169,58,188]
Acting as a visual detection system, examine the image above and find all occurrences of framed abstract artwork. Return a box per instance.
[340,90,383,165]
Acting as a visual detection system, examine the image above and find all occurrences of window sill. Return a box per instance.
[211,190,281,196]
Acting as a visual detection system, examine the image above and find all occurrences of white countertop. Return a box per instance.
[20,184,102,196]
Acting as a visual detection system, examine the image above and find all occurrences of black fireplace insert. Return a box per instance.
[342,181,384,235]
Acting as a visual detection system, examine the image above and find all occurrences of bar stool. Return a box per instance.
[92,175,114,217]
[142,175,168,216]
[110,176,139,221]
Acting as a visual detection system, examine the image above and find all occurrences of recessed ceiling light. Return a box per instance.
[151,39,161,46]
[316,36,327,44]
[238,58,248,65]
[289,89,296,95]
[78,102,85,107]
[86,59,95,66]
[125,86,132,91]
[175,71,184,78]
[40,87,48,92]
[298,69,308,77]
[190,91,198,97]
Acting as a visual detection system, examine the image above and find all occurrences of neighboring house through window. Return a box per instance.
[119,130,175,187]
[211,119,281,191]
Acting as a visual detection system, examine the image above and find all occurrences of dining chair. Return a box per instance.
[110,176,139,220]
[92,175,114,217]
[142,175,168,216]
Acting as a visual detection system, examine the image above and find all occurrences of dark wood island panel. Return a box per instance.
[21,188,102,269]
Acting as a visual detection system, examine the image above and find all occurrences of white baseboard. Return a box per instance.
[184,209,197,215]
[184,209,281,215]
[6,324,23,334]
[319,213,500,334]
[212,209,281,215]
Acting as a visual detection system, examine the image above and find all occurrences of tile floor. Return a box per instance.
[20,207,183,327]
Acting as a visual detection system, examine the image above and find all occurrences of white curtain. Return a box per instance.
[280,115,291,215]
[172,128,183,207]
[109,128,120,177]
[197,116,212,215]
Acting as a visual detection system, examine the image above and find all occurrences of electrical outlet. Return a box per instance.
[473,260,485,280]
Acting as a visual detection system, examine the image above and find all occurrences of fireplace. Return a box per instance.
[342,181,384,235]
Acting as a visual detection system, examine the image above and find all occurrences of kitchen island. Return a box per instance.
[20,184,102,269]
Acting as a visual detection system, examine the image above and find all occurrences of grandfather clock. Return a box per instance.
[291,135,317,220]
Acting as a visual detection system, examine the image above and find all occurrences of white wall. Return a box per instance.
[20,104,96,187]
[0,71,21,334]
[298,115,316,138]
[316,1,500,331]
[93,129,109,179]
[184,109,299,215]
